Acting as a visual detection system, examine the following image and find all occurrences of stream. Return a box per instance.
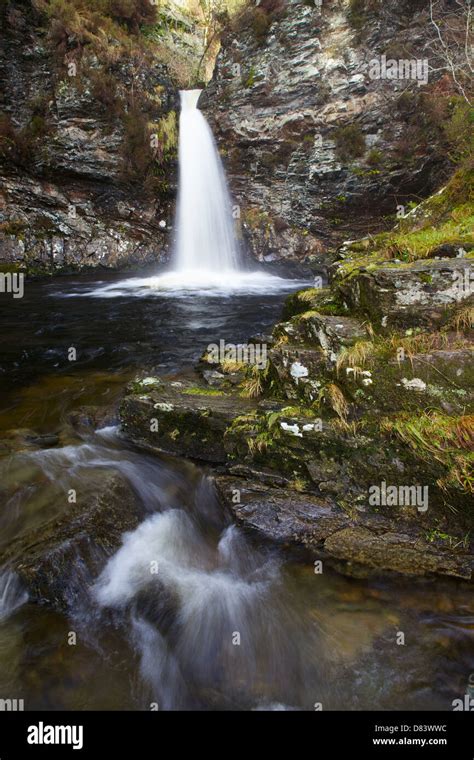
[0,271,472,711]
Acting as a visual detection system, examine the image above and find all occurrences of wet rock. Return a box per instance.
[267,344,326,401]
[203,0,450,261]
[215,477,473,581]
[337,347,474,416]
[202,369,226,387]
[215,476,347,546]
[0,473,145,611]
[24,433,59,448]
[337,259,473,329]
[274,313,367,356]
[324,527,473,580]
[120,379,259,463]
[0,1,179,274]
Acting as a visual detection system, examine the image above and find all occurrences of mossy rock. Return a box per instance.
[336,258,473,330]
[282,286,345,320]
[120,377,259,463]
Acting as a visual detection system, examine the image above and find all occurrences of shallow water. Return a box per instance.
[0,272,472,711]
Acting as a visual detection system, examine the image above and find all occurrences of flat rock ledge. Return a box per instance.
[214,477,474,581]
[119,376,473,582]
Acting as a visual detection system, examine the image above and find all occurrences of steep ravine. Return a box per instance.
[203,0,464,263]
[1,0,466,273]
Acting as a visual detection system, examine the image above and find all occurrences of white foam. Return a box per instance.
[74,270,307,298]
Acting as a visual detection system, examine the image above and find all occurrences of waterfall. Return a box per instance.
[175,90,240,273]
[85,92,307,293]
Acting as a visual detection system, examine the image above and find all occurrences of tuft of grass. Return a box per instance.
[289,477,310,492]
[388,331,449,361]
[240,365,265,398]
[298,288,321,303]
[332,418,362,436]
[336,340,374,375]
[220,359,247,374]
[320,383,349,420]
[247,431,271,454]
[385,210,474,263]
[447,305,474,333]
[382,411,474,496]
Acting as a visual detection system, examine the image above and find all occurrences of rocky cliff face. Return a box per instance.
[0,0,468,273]
[203,0,460,263]
[0,0,205,273]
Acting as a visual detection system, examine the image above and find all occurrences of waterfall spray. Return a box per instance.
[175,90,240,273]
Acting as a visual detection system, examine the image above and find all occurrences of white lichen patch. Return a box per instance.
[280,422,303,437]
[400,377,426,392]
[139,377,160,386]
[290,361,309,381]
[153,402,174,411]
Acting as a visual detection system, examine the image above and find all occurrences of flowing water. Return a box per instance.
[175,89,240,274]
[0,273,473,711]
[0,89,472,713]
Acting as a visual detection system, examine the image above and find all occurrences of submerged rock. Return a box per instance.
[0,473,144,611]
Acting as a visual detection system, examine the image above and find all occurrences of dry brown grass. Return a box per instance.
[336,340,374,375]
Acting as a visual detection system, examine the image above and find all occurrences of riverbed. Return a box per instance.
[0,271,472,711]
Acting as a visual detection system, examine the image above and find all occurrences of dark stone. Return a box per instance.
[0,473,145,611]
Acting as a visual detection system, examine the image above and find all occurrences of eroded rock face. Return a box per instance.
[336,258,474,329]
[202,0,452,262]
[0,0,179,273]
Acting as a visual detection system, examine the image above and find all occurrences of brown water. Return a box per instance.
[0,271,472,711]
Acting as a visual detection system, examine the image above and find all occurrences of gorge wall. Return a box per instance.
[202,0,461,264]
[0,0,205,273]
[0,0,466,272]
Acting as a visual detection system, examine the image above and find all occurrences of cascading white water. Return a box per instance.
[84,90,308,293]
[175,89,240,273]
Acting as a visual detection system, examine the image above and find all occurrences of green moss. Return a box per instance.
[150,111,177,159]
[386,209,474,263]
[0,262,25,273]
[335,167,474,283]
[183,387,225,397]
[244,66,255,88]
[282,286,345,320]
